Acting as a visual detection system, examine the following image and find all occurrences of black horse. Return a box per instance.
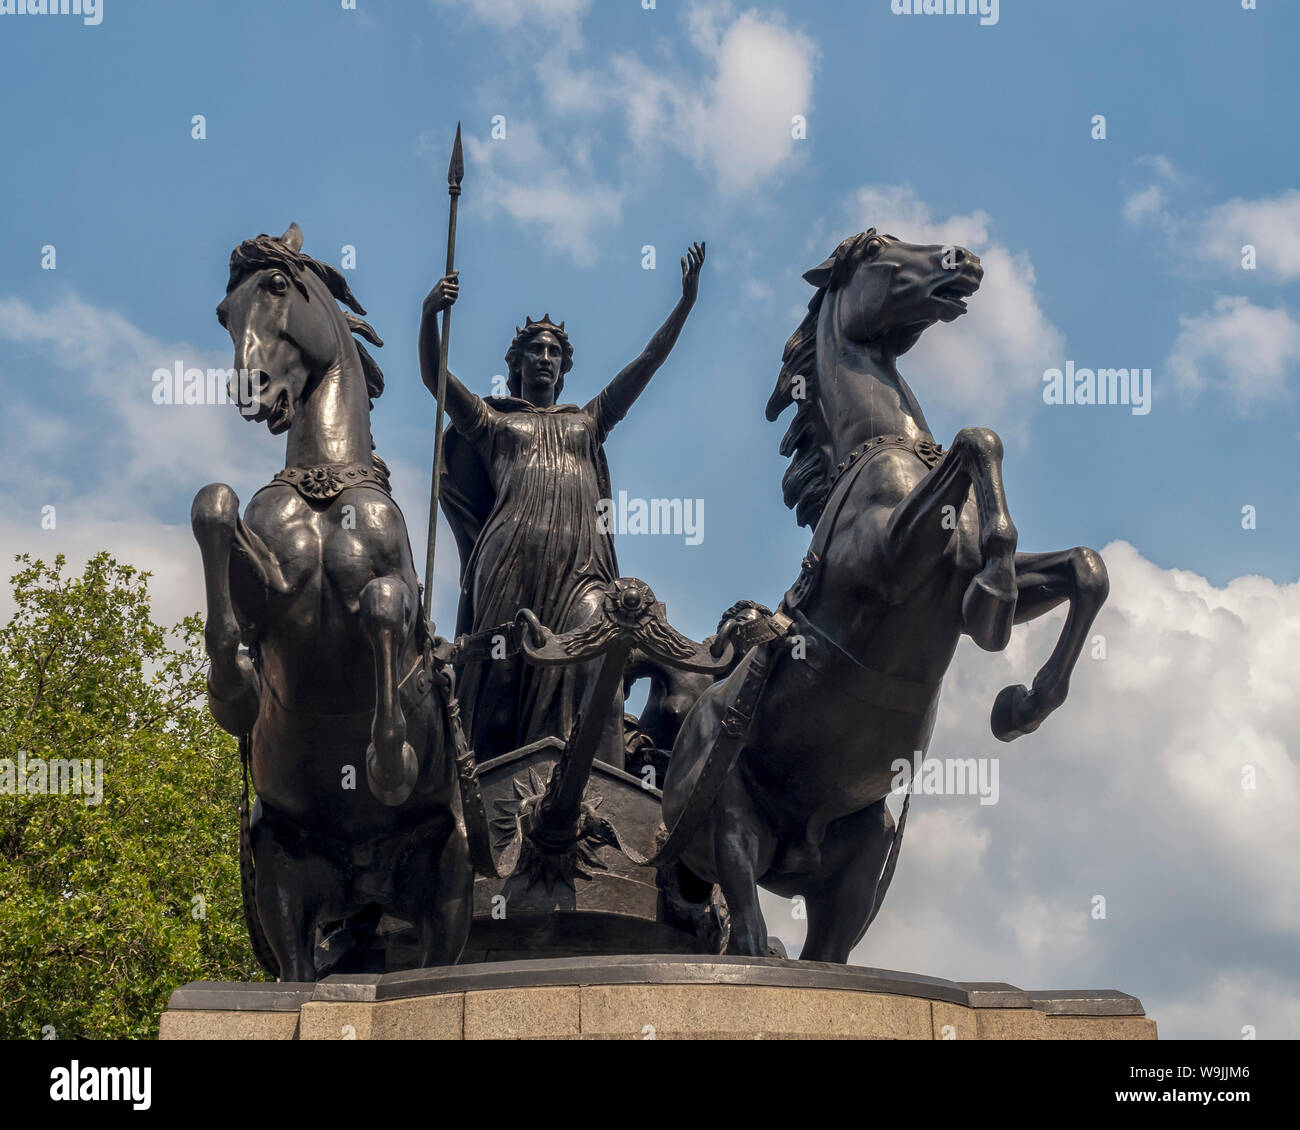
[192,225,472,979]
[662,231,1109,961]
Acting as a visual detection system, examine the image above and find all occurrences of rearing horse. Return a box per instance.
[192,224,471,979]
[661,230,1108,962]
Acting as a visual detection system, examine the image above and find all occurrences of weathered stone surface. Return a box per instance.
[1043,1015,1159,1040]
[159,1009,299,1041]
[159,956,1156,1040]
[931,1000,978,1040]
[579,984,933,1040]
[975,1008,1051,1040]
[463,986,580,1040]
[298,995,464,1040]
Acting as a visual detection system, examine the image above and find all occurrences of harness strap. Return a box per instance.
[784,434,945,613]
[430,664,502,878]
[794,611,941,717]
[647,636,785,866]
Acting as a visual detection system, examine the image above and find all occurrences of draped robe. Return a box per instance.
[440,391,629,766]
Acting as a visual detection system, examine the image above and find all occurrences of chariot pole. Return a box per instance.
[423,122,464,621]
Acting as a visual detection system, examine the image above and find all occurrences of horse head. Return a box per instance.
[805,229,982,357]
[767,230,984,527]
[217,223,384,436]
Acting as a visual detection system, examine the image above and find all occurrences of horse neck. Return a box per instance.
[285,336,374,469]
[816,300,932,461]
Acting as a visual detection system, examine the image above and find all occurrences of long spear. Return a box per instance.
[423,122,464,622]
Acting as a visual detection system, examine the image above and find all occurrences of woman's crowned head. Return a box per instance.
[505,315,573,400]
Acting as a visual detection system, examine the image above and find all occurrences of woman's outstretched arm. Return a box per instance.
[587,243,705,436]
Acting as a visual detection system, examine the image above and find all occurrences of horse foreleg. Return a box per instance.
[360,576,419,806]
[191,483,260,736]
[992,547,1109,741]
[713,771,776,957]
[884,427,1018,651]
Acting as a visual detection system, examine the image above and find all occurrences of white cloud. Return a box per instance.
[1166,295,1300,405]
[1202,189,1300,282]
[428,2,816,255]
[433,0,591,44]
[767,540,1300,1038]
[827,184,1065,431]
[610,6,817,195]
[1122,184,1167,226]
[455,124,624,266]
[1124,157,1300,282]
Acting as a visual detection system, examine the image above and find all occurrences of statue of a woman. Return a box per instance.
[419,244,706,769]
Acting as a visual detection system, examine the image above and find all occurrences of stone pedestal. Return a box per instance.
[159,955,1157,1040]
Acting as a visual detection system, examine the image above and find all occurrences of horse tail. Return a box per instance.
[238,733,281,980]
[865,790,910,930]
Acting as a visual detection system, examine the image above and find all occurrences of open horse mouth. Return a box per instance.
[932,273,982,311]
[266,388,294,434]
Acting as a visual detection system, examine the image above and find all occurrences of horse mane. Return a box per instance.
[226,232,386,403]
[766,230,878,528]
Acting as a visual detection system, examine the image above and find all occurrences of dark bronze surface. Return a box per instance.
[660,230,1108,961]
[195,225,472,981]
[420,242,705,772]
[192,206,1105,976]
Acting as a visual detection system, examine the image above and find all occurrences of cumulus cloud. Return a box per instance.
[1200,190,1300,282]
[821,184,1065,432]
[609,5,817,195]
[1123,157,1300,282]
[427,2,816,258]
[764,540,1300,1039]
[1166,295,1300,405]
[454,124,624,266]
[432,0,591,46]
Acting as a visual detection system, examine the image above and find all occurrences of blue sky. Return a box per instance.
[1,0,1298,1039]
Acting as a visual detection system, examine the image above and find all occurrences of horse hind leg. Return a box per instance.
[713,771,777,957]
[250,815,330,982]
[799,799,894,964]
[992,547,1109,741]
[191,483,260,735]
[360,576,419,806]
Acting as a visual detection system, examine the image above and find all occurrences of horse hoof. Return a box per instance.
[991,684,1036,742]
[366,741,418,806]
[963,574,1016,653]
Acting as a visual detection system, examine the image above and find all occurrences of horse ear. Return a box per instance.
[280,223,303,253]
[802,255,837,288]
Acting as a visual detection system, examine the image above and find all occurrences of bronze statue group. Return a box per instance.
[193,219,1104,979]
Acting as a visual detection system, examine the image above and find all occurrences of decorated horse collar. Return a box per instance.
[272,461,390,502]
[830,433,945,490]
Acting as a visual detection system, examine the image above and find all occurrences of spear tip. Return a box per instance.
[448,122,464,191]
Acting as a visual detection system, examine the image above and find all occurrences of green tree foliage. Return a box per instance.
[0,553,262,1039]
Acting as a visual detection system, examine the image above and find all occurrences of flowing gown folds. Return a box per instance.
[440,395,623,763]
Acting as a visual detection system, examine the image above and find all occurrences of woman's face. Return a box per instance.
[519,330,563,406]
